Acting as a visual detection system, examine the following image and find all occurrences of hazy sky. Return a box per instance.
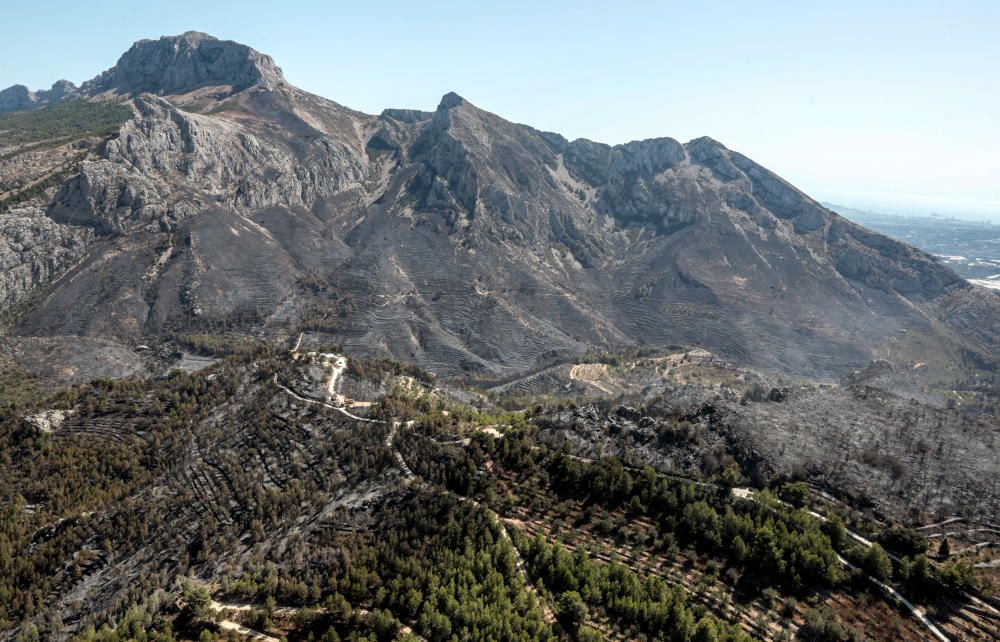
[3,1,998,220]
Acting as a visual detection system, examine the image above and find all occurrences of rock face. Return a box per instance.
[2,32,999,383]
[0,85,35,112]
[0,207,93,311]
[48,94,366,233]
[81,31,285,96]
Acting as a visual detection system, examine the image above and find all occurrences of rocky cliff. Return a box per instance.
[0,207,92,311]
[81,31,285,96]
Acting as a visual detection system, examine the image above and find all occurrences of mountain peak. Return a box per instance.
[685,135,726,149]
[0,85,33,112]
[177,30,214,43]
[0,81,80,113]
[81,31,284,97]
[437,91,467,110]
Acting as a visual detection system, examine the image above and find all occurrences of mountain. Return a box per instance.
[2,32,1000,642]
[2,31,999,387]
[0,80,79,112]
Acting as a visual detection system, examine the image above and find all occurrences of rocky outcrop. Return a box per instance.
[827,217,964,297]
[22,408,73,433]
[49,95,367,233]
[381,108,433,123]
[48,160,162,234]
[44,80,79,102]
[0,85,35,113]
[0,207,93,310]
[81,32,284,97]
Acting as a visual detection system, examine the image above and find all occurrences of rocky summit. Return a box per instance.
[1,31,998,385]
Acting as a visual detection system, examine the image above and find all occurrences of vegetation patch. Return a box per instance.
[0,100,132,147]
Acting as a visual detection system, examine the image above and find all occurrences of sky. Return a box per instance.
[2,0,998,221]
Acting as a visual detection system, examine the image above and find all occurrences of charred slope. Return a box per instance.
[0,351,406,637]
[537,382,1000,525]
[1,32,998,384]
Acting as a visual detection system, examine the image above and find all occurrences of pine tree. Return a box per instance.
[863,544,893,582]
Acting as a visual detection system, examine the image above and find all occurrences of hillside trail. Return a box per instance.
[325,354,347,398]
[918,517,966,531]
[385,419,416,482]
[448,492,558,625]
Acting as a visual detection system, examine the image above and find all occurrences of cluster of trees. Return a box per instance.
[173,332,268,357]
[450,408,530,430]
[215,493,556,642]
[851,543,976,599]
[776,481,811,508]
[0,100,133,147]
[522,534,752,641]
[535,452,844,593]
[848,523,977,598]
[876,524,927,557]
[396,408,533,497]
[343,494,554,641]
[346,357,435,386]
[294,275,358,333]
[399,431,483,495]
[0,358,42,411]
[898,554,976,598]
[66,598,181,642]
